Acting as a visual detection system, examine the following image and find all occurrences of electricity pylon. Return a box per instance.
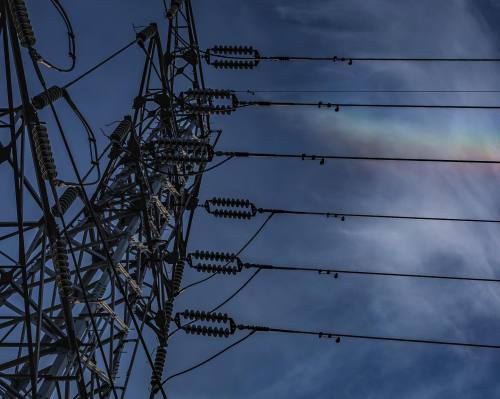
[0,0,210,397]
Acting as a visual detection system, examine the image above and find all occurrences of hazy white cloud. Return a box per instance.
[168,1,500,397]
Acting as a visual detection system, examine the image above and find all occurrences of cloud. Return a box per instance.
[168,1,500,397]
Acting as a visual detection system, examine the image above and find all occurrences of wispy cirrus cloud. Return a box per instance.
[166,1,500,398]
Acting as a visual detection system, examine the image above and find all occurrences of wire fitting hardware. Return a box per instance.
[187,251,243,275]
[205,45,260,69]
[204,197,257,219]
[180,89,238,115]
[175,310,237,338]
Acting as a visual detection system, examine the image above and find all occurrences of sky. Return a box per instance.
[8,0,500,397]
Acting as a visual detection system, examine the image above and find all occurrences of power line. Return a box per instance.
[179,213,274,294]
[249,262,500,283]
[204,48,500,64]
[40,0,76,72]
[171,217,275,341]
[187,251,500,284]
[215,150,500,166]
[235,89,500,94]
[162,330,256,384]
[240,324,500,350]
[346,56,500,63]
[181,89,500,115]
[203,198,500,225]
[202,46,500,71]
[237,99,500,111]
[63,37,141,89]
[175,310,500,351]
[169,218,275,343]
[209,269,261,312]
[264,209,500,224]
[63,40,136,89]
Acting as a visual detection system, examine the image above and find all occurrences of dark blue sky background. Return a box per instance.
[13,0,500,397]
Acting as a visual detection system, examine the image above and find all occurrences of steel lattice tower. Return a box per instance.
[0,0,210,397]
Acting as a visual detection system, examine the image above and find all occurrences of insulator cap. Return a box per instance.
[52,187,80,216]
[110,116,132,143]
[182,310,230,324]
[185,105,236,115]
[212,60,259,70]
[51,231,73,302]
[108,116,132,159]
[136,23,157,43]
[7,0,36,48]
[183,88,234,99]
[155,301,174,340]
[171,260,185,293]
[180,89,238,115]
[150,345,167,391]
[204,197,257,220]
[32,123,57,181]
[32,86,65,110]
[206,45,260,70]
[332,56,353,65]
[175,309,237,338]
[145,138,214,163]
[208,46,260,58]
[182,48,198,66]
[166,0,183,19]
[164,301,173,326]
[187,251,243,275]
[184,324,233,338]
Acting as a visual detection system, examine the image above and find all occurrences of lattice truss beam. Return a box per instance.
[0,1,209,397]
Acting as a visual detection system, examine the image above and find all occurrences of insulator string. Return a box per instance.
[203,197,500,225]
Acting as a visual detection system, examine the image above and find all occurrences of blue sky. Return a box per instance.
[11,0,500,397]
